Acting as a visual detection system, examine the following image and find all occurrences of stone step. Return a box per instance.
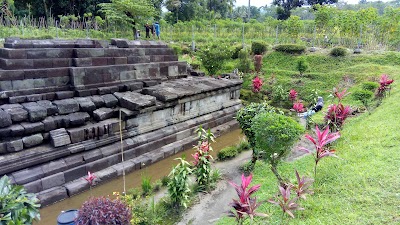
[32,117,239,207]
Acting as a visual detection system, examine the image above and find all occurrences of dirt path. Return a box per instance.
[177,151,252,225]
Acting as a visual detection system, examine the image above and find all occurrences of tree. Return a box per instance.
[99,0,155,37]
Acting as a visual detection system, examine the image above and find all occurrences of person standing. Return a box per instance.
[144,23,151,39]
[154,22,160,40]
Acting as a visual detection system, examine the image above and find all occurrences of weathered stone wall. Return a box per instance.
[0,38,242,206]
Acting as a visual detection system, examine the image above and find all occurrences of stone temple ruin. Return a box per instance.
[0,38,242,206]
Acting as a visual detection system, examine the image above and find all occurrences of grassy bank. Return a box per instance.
[217,51,400,224]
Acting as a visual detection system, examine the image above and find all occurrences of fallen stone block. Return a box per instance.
[0,110,12,127]
[93,108,114,121]
[6,139,24,152]
[37,186,68,207]
[119,92,156,111]
[101,94,118,108]
[22,134,43,148]
[53,99,79,115]
[50,128,71,147]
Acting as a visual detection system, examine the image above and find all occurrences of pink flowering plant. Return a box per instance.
[228,173,267,224]
[299,126,341,178]
[192,126,215,190]
[252,76,263,93]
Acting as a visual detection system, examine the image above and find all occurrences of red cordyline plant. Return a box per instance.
[377,74,394,98]
[292,101,305,113]
[332,87,349,103]
[252,76,263,93]
[289,89,298,102]
[228,173,267,224]
[254,55,263,73]
[268,184,304,219]
[299,125,341,178]
[293,170,314,200]
[324,103,351,131]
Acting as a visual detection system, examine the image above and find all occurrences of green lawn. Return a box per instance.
[217,51,400,224]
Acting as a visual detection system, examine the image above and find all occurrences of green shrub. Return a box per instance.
[236,138,250,153]
[236,102,279,168]
[217,146,238,160]
[231,44,243,59]
[251,41,267,55]
[0,176,40,224]
[362,81,379,92]
[237,49,252,73]
[330,47,348,57]
[251,112,304,183]
[198,44,232,75]
[296,57,309,75]
[352,89,374,112]
[273,44,306,54]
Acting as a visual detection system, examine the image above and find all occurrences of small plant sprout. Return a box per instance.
[228,173,267,224]
[299,126,341,178]
[85,171,96,196]
[293,170,314,200]
[268,184,304,219]
[252,76,263,93]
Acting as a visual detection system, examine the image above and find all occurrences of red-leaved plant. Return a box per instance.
[268,184,304,219]
[254,55,263,73]
[252,76,263,93]
[75,196,131,225]
[293,170,314,200]
[377,74,394,99]
[85,171,96,196]
[289,89,298,102]
[292,101,305,113]
[228,173,267,224]
[324,103,351,131]
[299,126,341,178]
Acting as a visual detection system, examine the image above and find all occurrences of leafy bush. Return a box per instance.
[251,41,267,55]
[168,158,192,208]
[217,146,238,160]
[251,112,304,184]
[0,176,40,224]
[296,57,309,75]
[273,44,306,54]
[352,89,373,112]
[362,81,379,92]
[237,49,251,73]
[330,47,348,57]
[236,102,278,167]
[76,196,131,225]
[198,44,232,75]
[231,44,243,59]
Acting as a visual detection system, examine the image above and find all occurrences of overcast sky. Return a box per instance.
[235,0,388,7]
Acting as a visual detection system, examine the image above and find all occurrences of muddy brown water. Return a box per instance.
[37,129,243,225]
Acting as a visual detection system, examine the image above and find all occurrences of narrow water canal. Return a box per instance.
[37,129,243,225]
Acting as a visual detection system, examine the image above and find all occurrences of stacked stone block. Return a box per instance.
[0,38,242,206]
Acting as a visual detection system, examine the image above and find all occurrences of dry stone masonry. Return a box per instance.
[0,38,242,206]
